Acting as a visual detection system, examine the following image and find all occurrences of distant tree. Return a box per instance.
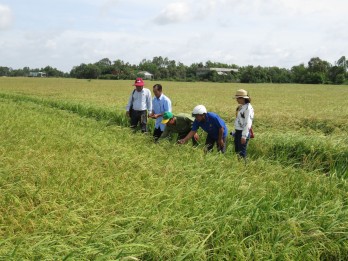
[139,59,158,78]
[94,58,113,75]
[306,72,324,84]
[152,56,169,68]
[328,66,346,84]
[307,57,331,83]
[70,63,101,79]
[0,66,11,76]
[186,63,199,80]
[291,64,308,83]
[239,66,255,83]
[336,56,347,71]
[239,65,268,83]
[267,67,292,83]
[42,66,64,77]
[176,62,187,80]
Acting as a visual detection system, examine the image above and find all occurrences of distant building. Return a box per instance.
[196,68,238,77]
[138,71,154,80]
[29,72,46,77]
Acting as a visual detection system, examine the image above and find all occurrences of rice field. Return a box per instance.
[0,77,348,260]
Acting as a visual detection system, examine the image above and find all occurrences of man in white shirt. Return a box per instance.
[148,84,172,141]
[126,78,152,133]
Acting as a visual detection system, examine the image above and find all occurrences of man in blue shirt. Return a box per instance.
[148,84,172,141]
[178,105,228,153]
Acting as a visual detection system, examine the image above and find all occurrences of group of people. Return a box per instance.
[125,77,254,159]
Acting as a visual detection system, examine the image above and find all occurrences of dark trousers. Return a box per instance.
[205,135,227,153]
[130,110,148,132]
[153,127,163,141]
[234,130,249,158]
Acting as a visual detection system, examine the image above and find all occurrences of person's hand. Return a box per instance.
[148,113,154,118]
[218,139,224,148]
[178,139,186,144]
[241,137,247,144]
[126,111,130,117]
[193,133,199,141]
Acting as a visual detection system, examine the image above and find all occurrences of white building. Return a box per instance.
[196,68,238,76]
[29,72,46,77]
[138,71,154,80]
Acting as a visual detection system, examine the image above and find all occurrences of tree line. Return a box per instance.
[1,56,347,84]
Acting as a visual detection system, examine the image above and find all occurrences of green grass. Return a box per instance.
[1,78,348,260]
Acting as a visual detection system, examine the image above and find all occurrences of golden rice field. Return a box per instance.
[0,77,347,260]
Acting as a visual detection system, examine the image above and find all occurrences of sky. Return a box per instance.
[0,0,347,72]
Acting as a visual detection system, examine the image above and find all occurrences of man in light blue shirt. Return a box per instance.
[126,78,152,133]
[148,84,172,141]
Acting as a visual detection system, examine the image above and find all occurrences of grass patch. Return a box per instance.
[1,98,348,260]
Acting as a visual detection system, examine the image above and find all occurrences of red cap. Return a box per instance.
[133,77,144,87]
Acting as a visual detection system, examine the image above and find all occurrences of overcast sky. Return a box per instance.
[0,0,347,72]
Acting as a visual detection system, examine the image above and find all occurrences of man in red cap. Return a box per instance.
[126,78,152,133]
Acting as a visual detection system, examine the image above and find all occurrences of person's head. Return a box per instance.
[133,77,144,92]
[235,89,251,104]
[153,84,163,98]
[192,105,207,122]
[161,111,175,125]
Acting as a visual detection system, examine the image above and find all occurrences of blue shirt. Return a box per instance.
[192,112,228,140]
[152,94,172,131]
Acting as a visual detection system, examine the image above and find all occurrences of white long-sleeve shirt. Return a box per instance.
[234,103,254,138]
[126,88,152,112]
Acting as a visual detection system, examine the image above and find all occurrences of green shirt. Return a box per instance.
[160,113,194,139]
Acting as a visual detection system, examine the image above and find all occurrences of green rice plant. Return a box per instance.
[249,132,348,178]
[1,78,347,134]
[1,78,348,259]
[1,98,348,260]
[0,92,155,133]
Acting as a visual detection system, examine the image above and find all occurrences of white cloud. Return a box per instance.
[1,0,347,72]
[0,5,13,30]
[99,0,120,17]
[154,2,190,25]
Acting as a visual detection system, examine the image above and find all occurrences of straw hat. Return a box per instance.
[235,89,249,99]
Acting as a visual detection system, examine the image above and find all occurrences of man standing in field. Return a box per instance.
[178,105,228,153]
[159,111,199,145]
[126,78,152,133]
[148,84,172,141]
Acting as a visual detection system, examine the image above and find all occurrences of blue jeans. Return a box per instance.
[234,130,249,158]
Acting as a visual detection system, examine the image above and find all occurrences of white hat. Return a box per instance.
[192,105,207,115]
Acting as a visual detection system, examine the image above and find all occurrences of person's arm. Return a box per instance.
[164,96,172,113]
[178,130,196,144]
[241,106,252,144]
[146,90,152,113]
[158,126,170,141]
[153,97,172,119]
[125,91,133,117]
[148,98,155,118]
[217,127,224,148]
